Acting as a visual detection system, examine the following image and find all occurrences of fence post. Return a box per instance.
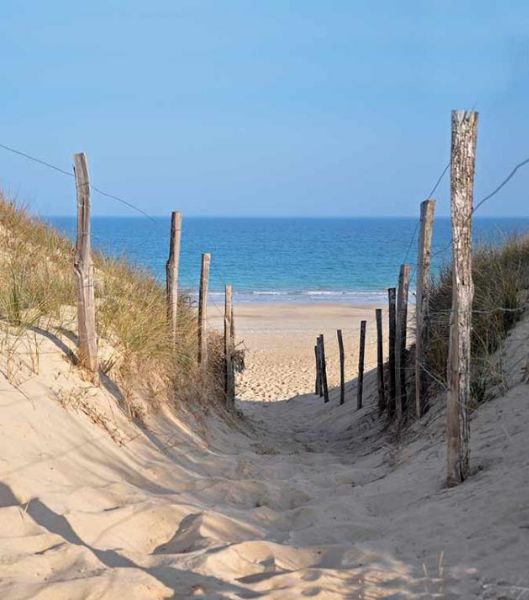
[318,334,329,403]
[73,153,98,378]
[166,211,182,348]
[314,343,321,395]
[376,308,386,413]
[395,264,411,418]
[447,110,478,487]
[387,287,397,418]
[357,320,366,409]
[224,284,235,404]
[415,199,435,418]
[197,253,211,365]
[337,329,345,405]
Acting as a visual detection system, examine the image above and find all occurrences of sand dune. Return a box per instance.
[0,307,528,598]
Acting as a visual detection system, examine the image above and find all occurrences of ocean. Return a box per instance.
[49,216,529,304]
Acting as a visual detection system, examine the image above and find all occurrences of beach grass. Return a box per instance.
[0,193,226,419]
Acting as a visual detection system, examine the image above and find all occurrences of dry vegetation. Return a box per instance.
[423,234,529,406]
[0,194,227,420]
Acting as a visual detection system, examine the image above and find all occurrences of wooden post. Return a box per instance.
[395,264,411,418]
[318,334,329,403]
[447,110,478,487]
[224,284,235,404]
[376,308,386,413]
[166,211,182,348]
[357,320,366,410]
[314,343,321,395]
[387,288,397,418]
[73,153,98,378]
[337,329,345,405]
[415,199,436,417]
[197,253,211,365]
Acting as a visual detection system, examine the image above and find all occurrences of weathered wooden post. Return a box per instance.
[73,153,98,378]
[318,334,329,403]
[166,211,182,348]
[224,284,235,404]
[395,264,411,418]
[376,308,386,413]
[197,253,211,365]
[387,287,397,417]
[337,329,345,405]
[314,343,321,395]
[447,110,478,487]
[415,199,436,417]
[357,320,366,409]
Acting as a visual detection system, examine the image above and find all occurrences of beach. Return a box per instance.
[210,303,387,401]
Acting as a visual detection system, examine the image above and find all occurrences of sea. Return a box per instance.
[48,217,529,305]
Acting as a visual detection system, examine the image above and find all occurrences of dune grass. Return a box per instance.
[423,234,529,407]
[0,194,227,419]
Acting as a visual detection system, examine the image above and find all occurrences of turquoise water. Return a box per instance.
[49,217,529,304]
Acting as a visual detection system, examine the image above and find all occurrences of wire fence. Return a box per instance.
[1,137,529,406]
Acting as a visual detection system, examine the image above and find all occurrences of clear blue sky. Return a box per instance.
[0,1,527,217]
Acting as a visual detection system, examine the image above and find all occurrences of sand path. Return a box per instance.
[1,313,528,598]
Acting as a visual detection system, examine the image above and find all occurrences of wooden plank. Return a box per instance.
[447,110,478,487]
[376,308,386,413]
[224,284,235,404]
[415,199,435,418]
[395,264,411,418]
[337,329,345,405]
[166,211,182,348]
[73,153,98,378]
[387,287,397,418]
[197,253,211,365]
[318,334,329,403]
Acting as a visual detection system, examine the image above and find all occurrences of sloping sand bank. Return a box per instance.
[0,313,528,598]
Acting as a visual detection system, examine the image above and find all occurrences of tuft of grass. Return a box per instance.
[0,193,232,419]
[423,234,529,407]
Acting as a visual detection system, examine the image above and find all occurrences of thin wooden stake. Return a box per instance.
[314,344,321,395]
[387,287,397,418]
[447,110,478,487]
[376,308,386,413]
[224,284,235,404]
[197,253,211,365]
[415,199,435,417]
[357,320,366,410]
[166,211,182,348]
[73,153,98,378]
[395,264,411,418]
[318,334,329,403]
[337,329,345,405]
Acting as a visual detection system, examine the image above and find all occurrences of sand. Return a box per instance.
[0,306,528,598]
[209,303,388,402]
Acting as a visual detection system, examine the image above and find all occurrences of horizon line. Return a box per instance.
[40,214,529,220]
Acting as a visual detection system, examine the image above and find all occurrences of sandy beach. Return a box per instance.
[210,303,387,401]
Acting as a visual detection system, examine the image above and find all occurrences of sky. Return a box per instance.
[0,1,528,217]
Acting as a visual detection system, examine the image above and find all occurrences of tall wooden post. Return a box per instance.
[376,308,386,413]
[224,284,235,404]
[314,344,321,396]
[357,320,366,409]
[318,335,329,403]
[415,199,435,417]
[73,153,98,378]
[166,211,182,348]
[447,110,478,487]
[337,329,345,405]
[395,264,411,418]
[197,253,211,365]
[387,288,397,418]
